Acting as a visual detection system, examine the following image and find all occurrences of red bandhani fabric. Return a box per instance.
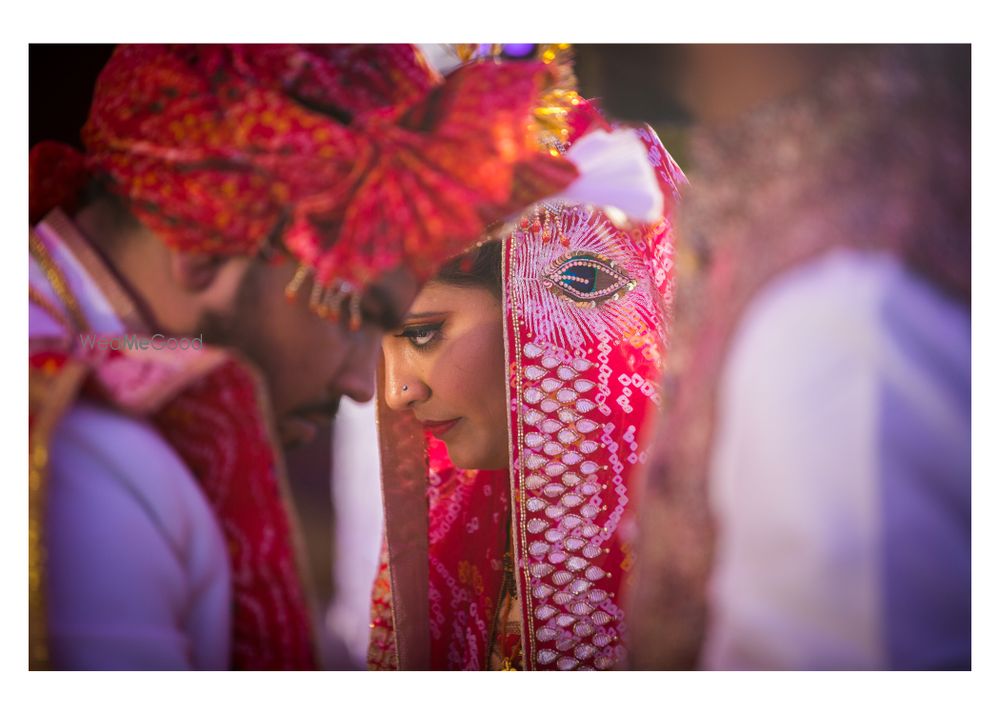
[150,359,315,670]
[29,44,578,288]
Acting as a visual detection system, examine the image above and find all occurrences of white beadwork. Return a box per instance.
[556,388,579,403]
[561,473,582,487]
[574,621,596,638]
[525,365,547,380]
[524,409,545,425]
[560,493,584,508]
[524,387,544,404]
[576,419,599,434]
[535,585,555,600]
[557,408,577,424]
[525,474,547,490]
[591,611,613,626]
[575,399,597,413]
[530,563,554,578]
[566,556,588,572]
[592,633,613,648]
[536,627,557,642]
[555,614,577,628]
[560,514,583,530]
[557,365,577,380]
[561,451,583,466]
[527,518,548,534]
[540,398,560,413]
[541,419,562,434]
[580,440,600,454]
[535,604,558,620]
[545,462,567,477]
[552,571,573,586]
[529,541,550,556]
[527,497,547,512]
[525,454,546,470]
[557,429,578,445]
[537,649,558,665]
[574,378,596,393]
[541,377,563,393]
[580,461,600,475]
[543,441,565,456]
[585,566,606,581]
[544,504,567,519]
[524,432,545,449]
[543,483,566,498]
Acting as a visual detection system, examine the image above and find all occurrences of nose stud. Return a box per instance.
[402,384,409,392]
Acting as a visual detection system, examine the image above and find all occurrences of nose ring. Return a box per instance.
[402,384,409,392]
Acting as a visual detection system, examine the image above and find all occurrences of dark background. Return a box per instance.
[29,44,688,150]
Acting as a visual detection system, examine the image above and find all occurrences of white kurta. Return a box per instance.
[31,216,231,670]
[702,248,970,670]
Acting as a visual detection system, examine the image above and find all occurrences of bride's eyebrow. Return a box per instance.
[401,311,449,322]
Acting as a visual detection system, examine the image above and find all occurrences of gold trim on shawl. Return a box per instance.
[503,234,535,669]
[28,359,90,670]
[38,209,150,334]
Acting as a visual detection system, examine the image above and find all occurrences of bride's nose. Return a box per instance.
[383,355,429,411]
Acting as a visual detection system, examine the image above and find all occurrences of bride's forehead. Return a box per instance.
[410,281,497,312]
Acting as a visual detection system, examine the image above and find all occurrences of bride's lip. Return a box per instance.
[419,417,461,437]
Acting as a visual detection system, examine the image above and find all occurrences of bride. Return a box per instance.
[368,106,684,670]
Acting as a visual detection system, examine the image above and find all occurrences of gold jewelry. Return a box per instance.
[29,286,74,334]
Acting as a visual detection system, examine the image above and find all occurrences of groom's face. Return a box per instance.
[202,258,419,448]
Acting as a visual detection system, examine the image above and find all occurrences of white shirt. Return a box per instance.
[702,248,970,670]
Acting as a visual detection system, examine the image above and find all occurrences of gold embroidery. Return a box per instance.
[29,232,91,335]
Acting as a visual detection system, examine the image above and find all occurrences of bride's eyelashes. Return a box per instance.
[395,321,445,351]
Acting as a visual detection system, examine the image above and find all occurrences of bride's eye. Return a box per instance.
[543,253,635,305]
[396,322,443,350]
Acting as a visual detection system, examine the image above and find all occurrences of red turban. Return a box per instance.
[30,44,578,287]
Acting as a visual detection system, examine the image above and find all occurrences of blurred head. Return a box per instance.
[381,241,509,470]
[76,186,418,449]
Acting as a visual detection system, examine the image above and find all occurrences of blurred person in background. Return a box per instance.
[28,43,588,669]
[628,44,970,670]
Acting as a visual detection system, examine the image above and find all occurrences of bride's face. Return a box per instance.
[382,281,509,470]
